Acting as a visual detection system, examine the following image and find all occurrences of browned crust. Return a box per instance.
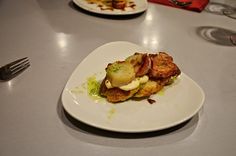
[149,52,181,79]
[100,78,139,103]
[112,0,127,9]
[100,52,181,103]
[134,80,164,98]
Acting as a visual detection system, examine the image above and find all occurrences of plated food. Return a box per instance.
[85,0,134,10]
[72,0,148,15]
[100,52,181,103]
[61,41,205,133]
[112,0,128,9]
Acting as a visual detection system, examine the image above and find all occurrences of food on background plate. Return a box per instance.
[112,0,127,9]
[85,0,133,10]
[100,52,181,103]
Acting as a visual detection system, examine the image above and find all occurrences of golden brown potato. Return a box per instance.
[100,52,181,103]
[126,53,151,77]
[99,78,139,103]
[149,52,181,79]
[134,80,163,98]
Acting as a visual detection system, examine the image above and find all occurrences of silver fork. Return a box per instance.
[169,0,192,7]
[0,57,30,81]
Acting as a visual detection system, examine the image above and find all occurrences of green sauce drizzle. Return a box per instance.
[157,89,165,96]
[87,75,101,99]
[70,86,84,94]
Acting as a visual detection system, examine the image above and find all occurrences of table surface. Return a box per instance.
[1,0,236,156]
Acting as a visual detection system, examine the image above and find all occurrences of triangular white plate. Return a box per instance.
[62,41,205,133]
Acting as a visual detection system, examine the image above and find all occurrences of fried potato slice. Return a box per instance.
[100,78,139,103]
[149,52,181,79]
[134,80,163,98]
[126,53,151,77]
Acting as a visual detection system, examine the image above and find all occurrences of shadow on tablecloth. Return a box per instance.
[57,95,202,147]
[196,26,236,46]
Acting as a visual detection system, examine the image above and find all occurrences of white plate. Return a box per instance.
[62,41,205,133]
[72,0,148,15]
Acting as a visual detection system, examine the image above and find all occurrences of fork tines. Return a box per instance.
[9,57,30,75]
[0,57,30,80]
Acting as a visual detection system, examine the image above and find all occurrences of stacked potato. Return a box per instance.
[100,52,181,103]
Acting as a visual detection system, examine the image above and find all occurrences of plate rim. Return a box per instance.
[62,41,205,133]
[72,0,148,15]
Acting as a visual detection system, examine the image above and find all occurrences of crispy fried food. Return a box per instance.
[112,0,127,9]
[100,78,139,103]
[149,52,181,79]
[126,53,151,77]
[100,52,181,103]
[134,80,163,98]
